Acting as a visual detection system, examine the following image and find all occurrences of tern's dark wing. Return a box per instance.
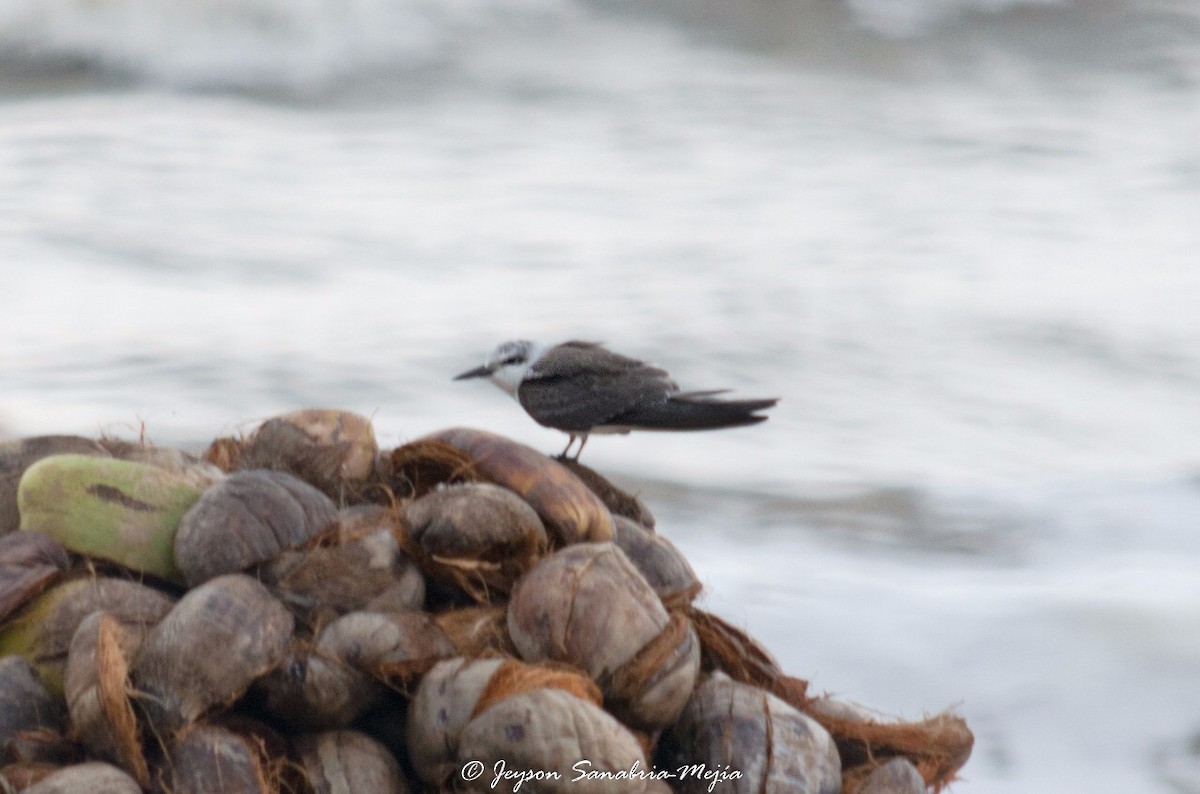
[518,341,676,432]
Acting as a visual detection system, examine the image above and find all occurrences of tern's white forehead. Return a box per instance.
[484,339,544,397]
[486,339,537,368]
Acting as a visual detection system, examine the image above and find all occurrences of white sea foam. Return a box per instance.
[0,0,574,89]
[0,0,1197,90]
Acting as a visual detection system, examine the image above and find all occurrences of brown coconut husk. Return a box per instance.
[687,606,972,792]
[258,610,452,725]
[387,439,479,500]
[63,613,147,789]
[3,728,77,766]
[89,618,141,783]
[433,606,515,658]
[262,543,410,629]
[205,409,381,504]
[556,458,656,530]
[260,508,424,630]
[0,761,62,791]
[686,606,794,693]
[816,708,975,794]
[471,659,603,717]
[203,436,243,473]
[658,582,704,613]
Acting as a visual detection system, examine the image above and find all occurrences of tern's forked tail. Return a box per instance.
[612,394,778,431]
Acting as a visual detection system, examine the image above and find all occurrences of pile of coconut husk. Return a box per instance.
[0,409,973,794]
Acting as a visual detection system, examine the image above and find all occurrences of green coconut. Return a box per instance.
[0,577,175,694]
[17,455,209,583]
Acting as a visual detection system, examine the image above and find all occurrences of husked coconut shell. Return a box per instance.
[403,482,547,603]
[257,638,383,732]
[0,656,66,747]
[322,610,455,685]
[0,531,71,624]
[174,469,337,587]
[458,688,657,794]
[405,657,506,786]
[856,757,926,794]
[214,409,380,500]
[661,673,841,794]
[407,657,629,790]
[260,505,424,627]
[132,574,293,734]
[259,610,451,730]
[293,730,411,794]
[157,722,278,794]
[611,516,698,600]
[507,543,699,730]
[423,428,614,545]
[20,762,142,794]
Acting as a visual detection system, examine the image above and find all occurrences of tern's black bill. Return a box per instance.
[453,365,492,381]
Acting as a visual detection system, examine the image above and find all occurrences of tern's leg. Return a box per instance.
[560,434,577,459]
[572,434,589,461]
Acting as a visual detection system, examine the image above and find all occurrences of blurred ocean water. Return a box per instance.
[2,0,1199,790]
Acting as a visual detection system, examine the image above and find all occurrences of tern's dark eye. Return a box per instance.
[501,355,524,366]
